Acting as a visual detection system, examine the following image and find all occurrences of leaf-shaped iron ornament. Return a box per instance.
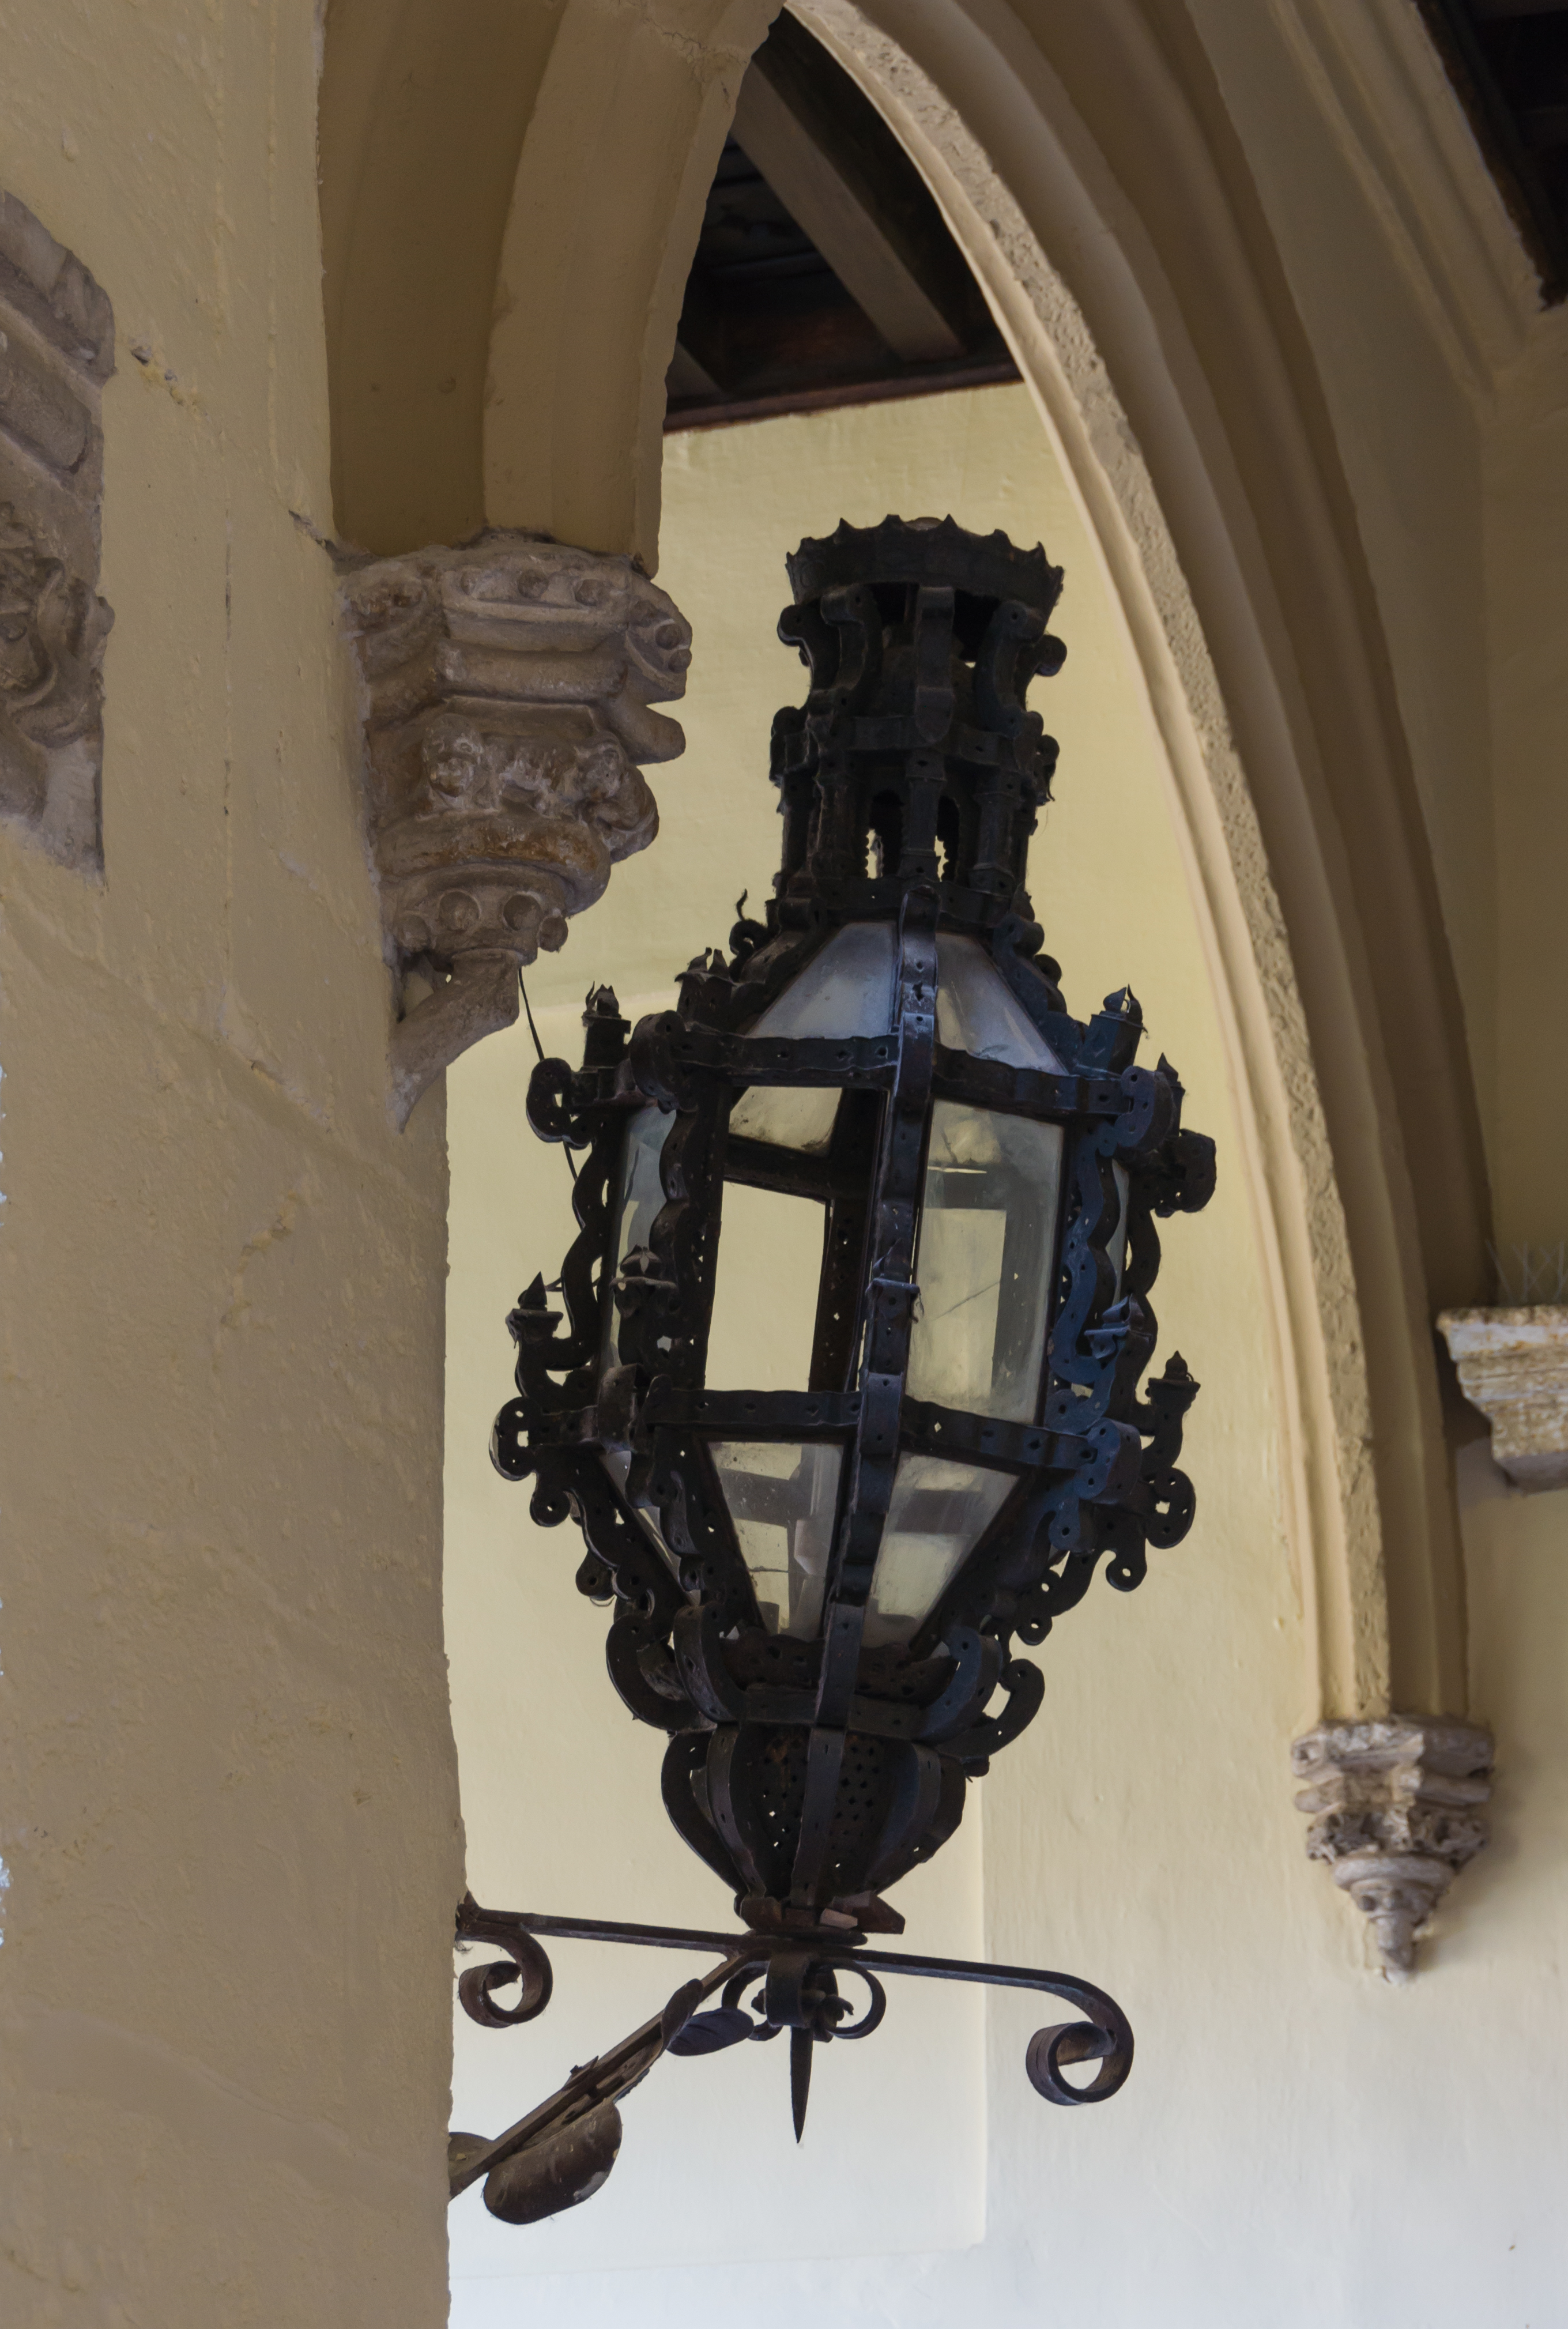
[462,518,1214,2217]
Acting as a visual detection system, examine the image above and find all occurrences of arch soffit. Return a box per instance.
[785,0,1404,1723]
[318,0,1488,1721]
[318,0,779,560]
[796,0,1487,1720]
[320,0,559,554]
[482,0,781,559]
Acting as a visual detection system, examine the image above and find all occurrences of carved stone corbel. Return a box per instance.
[1437,1306,1568,1490]
[0,191,115,870]
[1292,1718,1493,1982]
[340,534,691,1125]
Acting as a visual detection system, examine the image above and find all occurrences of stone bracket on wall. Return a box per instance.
[0,191,115,873]
[1438,1306,1568,1491]
[339,533,691,1125]
[1292,1717,1493,1981]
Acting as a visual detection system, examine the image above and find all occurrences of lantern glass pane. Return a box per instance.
[729,1083,840,1156]
[907,1102,1064,1423]
[710,1441,843,1637]
[1111,1162,1130,1298]
[616,1103,674,1267]
[935,934,1065,1071]
[866,1453,1016,1645]
[708,1182,823,1390]
[605,1103,676,1367]
[729,921,896,1154]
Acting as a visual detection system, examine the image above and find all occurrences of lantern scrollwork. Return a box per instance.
[456,517,1215,2222]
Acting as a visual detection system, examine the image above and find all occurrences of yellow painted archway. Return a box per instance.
[318,0,1490,1725]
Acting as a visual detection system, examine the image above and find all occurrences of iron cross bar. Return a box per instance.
[449,1895,1133,2203]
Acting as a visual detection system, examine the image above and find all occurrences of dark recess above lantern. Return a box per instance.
[665,14,1018,427]
[1418,0,1568,301]
[449,515,1216,2228]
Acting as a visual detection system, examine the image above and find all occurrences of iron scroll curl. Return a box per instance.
[451,1899,1134,2206]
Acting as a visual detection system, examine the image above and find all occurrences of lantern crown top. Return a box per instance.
[786,514,1063,628]
[769,515,1069,928]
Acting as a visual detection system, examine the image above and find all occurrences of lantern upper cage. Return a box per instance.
[494,514,1215,1937]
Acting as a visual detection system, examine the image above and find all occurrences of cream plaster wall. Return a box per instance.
[1157,0,1568,1307]
[1178,0,1568,1264]
[1185,0,1497,1105]
[0,8,461,2325]
[1486,314,1568,1257]
[447,385,1568,2327]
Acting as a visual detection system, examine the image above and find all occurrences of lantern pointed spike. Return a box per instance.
[790,2029,813,2143]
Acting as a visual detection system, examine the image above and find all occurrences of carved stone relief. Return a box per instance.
[340,534,691,1126]
[0,191,114,871]
[1292,1718,1493,1981]
[1437,1305,1568,1490]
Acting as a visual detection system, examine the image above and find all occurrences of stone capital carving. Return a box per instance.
[1437,1305,1568,1491]
[340,534,691,1125]
[1292,1718,1492,1982]
[0,191,115,871]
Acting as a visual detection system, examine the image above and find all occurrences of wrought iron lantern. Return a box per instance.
[453,516,1215,2227]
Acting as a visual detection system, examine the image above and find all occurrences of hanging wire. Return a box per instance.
[519,967,578,1185]
[1488,1239,1568,1305]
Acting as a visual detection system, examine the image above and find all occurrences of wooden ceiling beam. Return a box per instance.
[732,42,965,364]
[668,341,726,403]
[670,267,735,401]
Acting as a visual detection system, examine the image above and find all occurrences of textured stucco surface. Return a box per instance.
[0,6,462,2322]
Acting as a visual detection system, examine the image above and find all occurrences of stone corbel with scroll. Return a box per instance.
[341,536,691,1125]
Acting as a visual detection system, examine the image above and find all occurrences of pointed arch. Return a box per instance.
[318,0,1489,1718]
[790,0,1487,1719]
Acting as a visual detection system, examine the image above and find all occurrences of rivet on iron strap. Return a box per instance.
[790,881,938,1906]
